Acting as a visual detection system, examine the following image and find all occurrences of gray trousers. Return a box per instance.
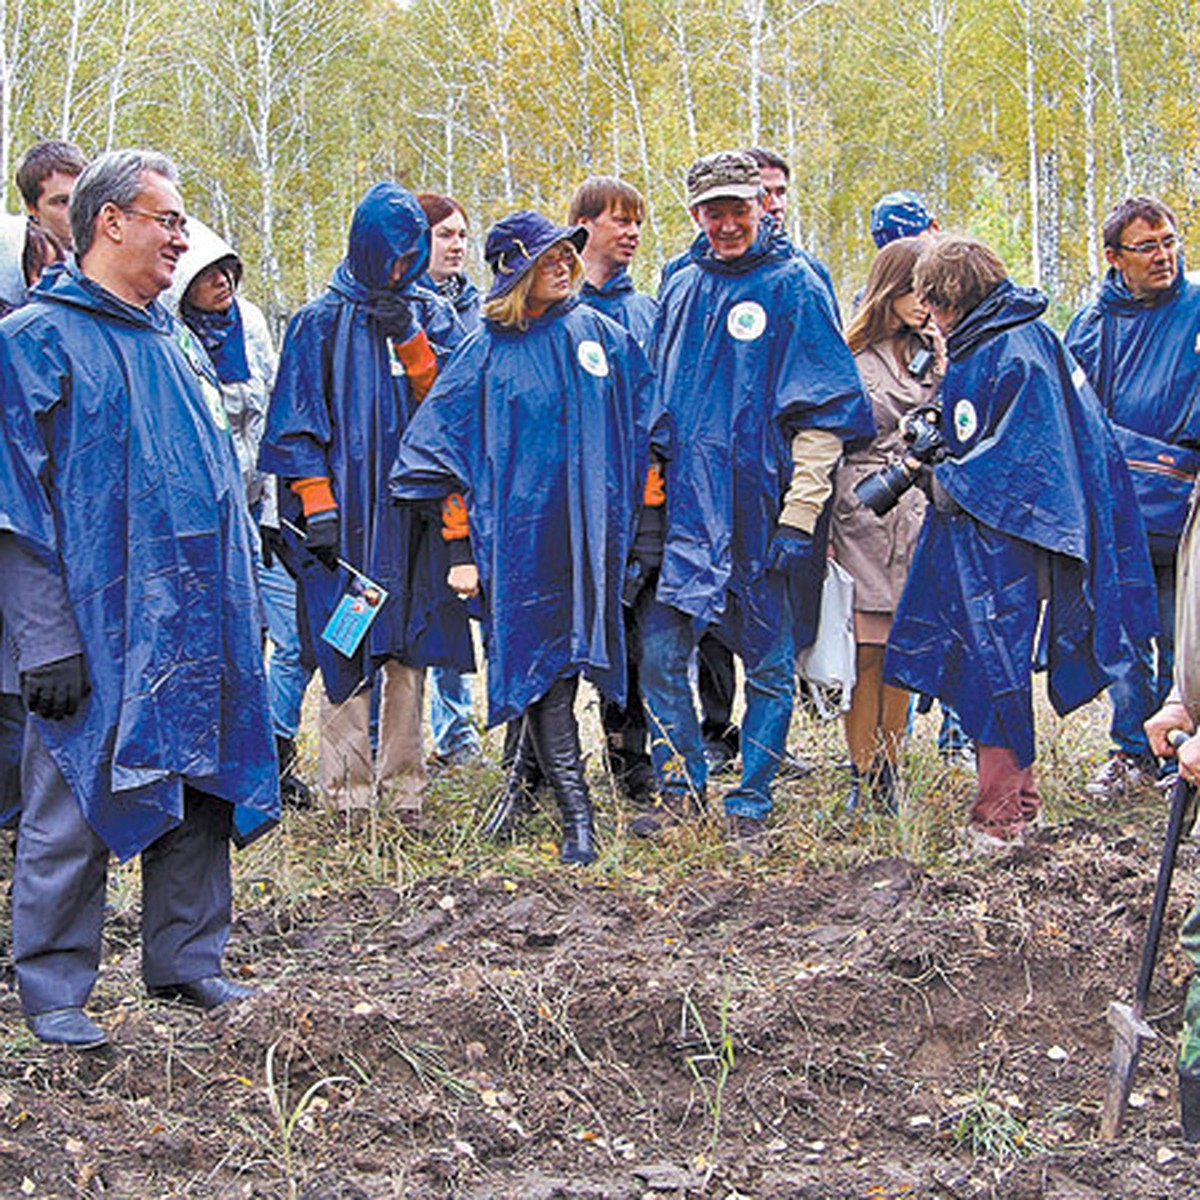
[13,723,233,1016]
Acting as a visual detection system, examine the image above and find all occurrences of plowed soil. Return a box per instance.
[0,810,1197,1198]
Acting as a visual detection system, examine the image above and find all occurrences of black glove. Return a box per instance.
[368,291,418,341]
[21,653,89,720]
[305,511,341,570]
[260,524,288,570]
[766,525,814,573]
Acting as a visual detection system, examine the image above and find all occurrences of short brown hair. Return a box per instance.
[16,140,87,208]
[567,176,645,224]
[1102,194,1177,250]
[914,235,1007,322]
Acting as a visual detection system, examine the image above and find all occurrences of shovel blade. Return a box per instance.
[1098,1001,1157,1141]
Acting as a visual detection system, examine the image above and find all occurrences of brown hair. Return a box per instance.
[1102,194,1176,250]
[22,220,64,286]
[567,176,645,224]
[16,140,87,208]
[481,241,584,330]
[416,192,468,229]
[845,238,924,355]
[914,235,1007,323]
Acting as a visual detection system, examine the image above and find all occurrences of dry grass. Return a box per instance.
[215,673,1125,914]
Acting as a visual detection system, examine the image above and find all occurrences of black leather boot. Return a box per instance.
[275,735,313,810]
[526,676,596,865]
[483,717,538,840]
[1179,1066,1200,1143]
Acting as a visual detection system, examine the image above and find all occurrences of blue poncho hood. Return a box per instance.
[260,187,471,702]
[885,280,1157,765]
[580,267,657,346]
[0,263,279,857]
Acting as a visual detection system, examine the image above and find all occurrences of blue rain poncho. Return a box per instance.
[390,296,656,725]
[885,281,1157,766]
[0,263,279,859]
[650,220,873,658]
[580,267,657,346]
[1065,267,1200,562]
[259,183,472,704]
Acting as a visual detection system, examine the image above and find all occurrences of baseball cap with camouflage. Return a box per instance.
[686,150,762,208]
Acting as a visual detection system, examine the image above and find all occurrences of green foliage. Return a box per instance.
[7,0,1195,319]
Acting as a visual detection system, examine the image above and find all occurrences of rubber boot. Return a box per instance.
[275,735,313,810]
[483,717,538,841]
[526,676,596,865]
[1179,1067,1200,1143]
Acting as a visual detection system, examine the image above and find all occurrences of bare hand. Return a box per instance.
[1145,700,1193,758]
[1178,735,1200,786]
[448,563,480,599]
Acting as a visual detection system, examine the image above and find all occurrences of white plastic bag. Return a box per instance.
[796,558,856,719]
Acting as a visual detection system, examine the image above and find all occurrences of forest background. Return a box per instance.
[3,0,1194,328]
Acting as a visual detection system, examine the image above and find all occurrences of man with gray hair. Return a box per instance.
[0,149,279,1047]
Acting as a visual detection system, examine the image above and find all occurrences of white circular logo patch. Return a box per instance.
[726,301,767,342]
[577,340,609,377]
[953,399,978,442]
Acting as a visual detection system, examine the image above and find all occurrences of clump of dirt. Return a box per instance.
[1,816,1198,1198]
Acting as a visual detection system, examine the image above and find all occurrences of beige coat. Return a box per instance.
[830,338,939,617]
[1173,482,1200,714]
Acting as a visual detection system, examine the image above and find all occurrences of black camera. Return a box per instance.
[854,404,947,517]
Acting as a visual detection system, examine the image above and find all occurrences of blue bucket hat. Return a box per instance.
[869,190,934,248]
[484,209,587,302]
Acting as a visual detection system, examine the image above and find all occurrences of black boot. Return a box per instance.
[483,717,538,840]
[844,765,863,815]
[871,759,898,815]
[1179,1066,1200,1143]
[527,677,596,865]
[275,735,313,810]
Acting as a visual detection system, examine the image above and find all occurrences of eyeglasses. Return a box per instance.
[537,245,575,271]
[1117,234,1178,256]
[124,207,188,237]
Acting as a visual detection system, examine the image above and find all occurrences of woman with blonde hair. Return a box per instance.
[391,210,654,864]
[832,237,940,814]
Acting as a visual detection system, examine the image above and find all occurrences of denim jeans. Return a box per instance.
[638,580,795,820]
[429,667,482,757]
[1108,559,1175,761]
[259,555,312,740]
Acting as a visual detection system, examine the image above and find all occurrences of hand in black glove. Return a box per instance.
[305,511,341,570]
[21,653,89,720]
[368,291,418,342]
[766,525,814,573]
[260,524,288,570]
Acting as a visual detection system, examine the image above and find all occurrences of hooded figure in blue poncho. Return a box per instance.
[0,150,279,1047]
[635,150,873,844]
[259,181,470,821]
[1065,195,1200,788]
[884,235,1156,849]
[390,209,656,865]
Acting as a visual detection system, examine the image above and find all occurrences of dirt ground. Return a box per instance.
[0,799,1198,1198]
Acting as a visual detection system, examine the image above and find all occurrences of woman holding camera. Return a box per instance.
[832,238,940,815]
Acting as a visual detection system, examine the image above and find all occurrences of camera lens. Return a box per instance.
[855,461,917,517]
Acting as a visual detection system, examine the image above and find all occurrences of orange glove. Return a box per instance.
[393,328,438,403]
[643,461,665,508]
[441,492,470,542]
[290,476,337,516]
